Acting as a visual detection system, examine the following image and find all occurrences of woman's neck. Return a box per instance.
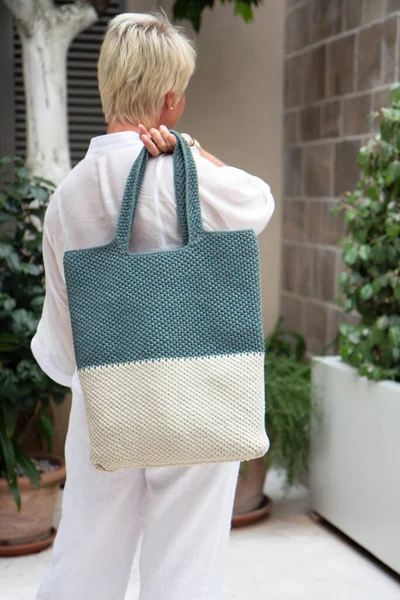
[107,122,141,135]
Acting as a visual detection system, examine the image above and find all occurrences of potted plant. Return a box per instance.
[232,320,312,527]
[310,85,400,575]
[0,157,68,556]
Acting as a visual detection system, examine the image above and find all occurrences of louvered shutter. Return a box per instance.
[14,0,125,166]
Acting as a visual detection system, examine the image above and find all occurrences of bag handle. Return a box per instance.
[113,131,204,252]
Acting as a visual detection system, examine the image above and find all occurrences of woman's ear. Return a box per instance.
[165,91,175,111]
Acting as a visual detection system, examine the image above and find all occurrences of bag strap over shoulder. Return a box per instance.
[114,132,204,252]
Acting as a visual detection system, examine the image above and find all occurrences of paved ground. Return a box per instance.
[1,471,399,599]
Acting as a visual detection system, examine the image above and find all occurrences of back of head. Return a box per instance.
[98,12,196,129]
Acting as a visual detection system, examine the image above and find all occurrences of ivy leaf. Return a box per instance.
[391,84,400,106]
[348,331,361,344]
[385,161,400,185]
[234,0,254,21]
[30,185,49,203]
[386,222,400,238]
[330,206,341,216]
[0,243,13,258]
[5,252,21,272]
[0,332,20,352]
[360,284,374,301]
[377,315,390,330]
[345,209,357,223]
[395,286,400,301]
[372,278,382,293]
[366,185,380,201]
[357,147,369,168]
[343,299,354,312]
[20,263,41,276]
[389,326,400,348]
[359,245,371,261]
[344,246,358,265]
[338,271,348,287]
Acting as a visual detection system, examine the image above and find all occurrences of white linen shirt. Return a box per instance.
[31,131,275,390]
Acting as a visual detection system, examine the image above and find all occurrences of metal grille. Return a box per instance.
[14,1,124,166]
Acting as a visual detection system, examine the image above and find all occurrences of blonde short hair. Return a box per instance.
[98,13,196,128]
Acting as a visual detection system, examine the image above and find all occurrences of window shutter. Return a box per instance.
[14,1,125,166]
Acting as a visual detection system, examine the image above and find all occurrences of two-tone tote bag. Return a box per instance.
[64,132,269,471]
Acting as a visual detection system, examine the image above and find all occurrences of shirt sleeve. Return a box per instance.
[31,211,76,388]
[193,151,275,235]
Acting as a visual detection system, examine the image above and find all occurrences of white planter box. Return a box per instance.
[310,356,400,575]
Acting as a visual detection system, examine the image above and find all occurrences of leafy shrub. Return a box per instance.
[264,320,313,486]
[333,85,400,382]
[0,157,68,509]
[173,0,259,31]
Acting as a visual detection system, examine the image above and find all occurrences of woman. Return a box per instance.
[32,12,274,600]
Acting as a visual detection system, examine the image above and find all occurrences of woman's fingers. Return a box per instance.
[140,134,162,157]
[138,124,149,138]
[139,125,176,156]
[149,128,170,153]
[159,126,177,152]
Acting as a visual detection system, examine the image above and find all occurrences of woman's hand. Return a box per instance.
[138,125,176,157]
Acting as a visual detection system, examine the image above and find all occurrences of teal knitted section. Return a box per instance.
[64,133,265,370]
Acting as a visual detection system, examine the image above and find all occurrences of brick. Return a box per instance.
[362,0,385,24]
[304,144,333,197]
[285,111,299,147]
[301,106,321,142]
[321,200,346,245]
[383,16,398,84]
[306,200,323,242]
[282,244,299,293]
[282,200,307,242]
[386,0,400,14]
[286,2,311,54]
[334,140,361,196]
[321,100,341,138]
[285,55,304,108]
[311,0,342,42]
[286,0,306,10]
[357,23,383,90]
[284,148,303,196]
[373,87,392,110]
[304,45,326,104]
[313,248,337,302]
[342,0,363,30]
[335,252,347,298]
[343,93,372,135]
[298,246,315,297]
[327,34,355,96]
[281,294,305,335]
[304,301,328,353]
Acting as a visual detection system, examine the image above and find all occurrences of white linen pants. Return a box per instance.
[36,390,240,600]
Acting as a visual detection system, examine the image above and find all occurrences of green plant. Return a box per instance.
[264,320,313,486]
[0,157,68,509]
[173,0,260,31]
[332,85,400,382]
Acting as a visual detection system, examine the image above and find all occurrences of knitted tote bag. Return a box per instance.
[64,132,270,471]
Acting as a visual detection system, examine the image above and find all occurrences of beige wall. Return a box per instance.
[127,0,285,332]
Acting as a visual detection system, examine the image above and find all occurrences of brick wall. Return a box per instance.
[281,0,400,353]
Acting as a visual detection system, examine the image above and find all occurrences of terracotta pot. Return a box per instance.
[232,458,272,528]
[0,453,65,556]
